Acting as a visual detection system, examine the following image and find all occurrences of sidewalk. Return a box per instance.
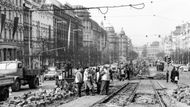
[149,67,190,107]
[59,80,128,107]
[159,80,189,107]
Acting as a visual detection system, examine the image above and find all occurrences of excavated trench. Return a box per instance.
[93,80,167,107]
[93,82,139,107]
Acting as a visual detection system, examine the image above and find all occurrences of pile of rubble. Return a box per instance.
[172,85,190,105]
[148,73,166,80]
[153,73,166,80]
[133,93,157,104]
[2,82,77,107]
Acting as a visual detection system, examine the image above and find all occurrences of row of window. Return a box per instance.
[1,29,23,41]
[6,0,23,7]
[0,6,23,23]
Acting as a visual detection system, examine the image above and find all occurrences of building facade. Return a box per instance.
[23,0,54,68]
[74,6,108,66]
[147,41,161,60]
[169,23,190,64]
[105,26,119,63]
[0,0,24,61]
[118,29,129,62]
[48,1,83,67]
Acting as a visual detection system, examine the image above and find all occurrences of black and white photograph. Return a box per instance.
[0,0,190,107]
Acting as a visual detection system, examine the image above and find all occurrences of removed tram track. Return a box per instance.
[91,81,139,107]
[92,79,174,107]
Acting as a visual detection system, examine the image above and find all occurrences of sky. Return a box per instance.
[57,0,190,46]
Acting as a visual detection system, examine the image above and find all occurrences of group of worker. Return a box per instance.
[74,64,114,97]
[74,63,136,97]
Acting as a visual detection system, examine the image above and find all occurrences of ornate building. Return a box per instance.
[23,0,54,68]
[74,6,107,66]
[45,0,83,67]
[105,25,119,63]
[31,0,54,67]
[0,0,24,61]
[118,28,129,62]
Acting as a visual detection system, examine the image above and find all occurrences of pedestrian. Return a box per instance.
[173,67,179,84]
[109,67,113,82]
[75,68,83,97]
[83,67,94,96]
[126,65,130,80]
[166,70,169,83]
[95,67,101,94]
[170,67,175,83]
[118,67,122,81]
[120,67,125,81]
[100,65,110,95]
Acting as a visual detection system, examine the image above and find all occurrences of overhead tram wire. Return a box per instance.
[2,2,153,12]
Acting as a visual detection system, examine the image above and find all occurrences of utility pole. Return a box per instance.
[29,10,32,69]
[42,38,45,67]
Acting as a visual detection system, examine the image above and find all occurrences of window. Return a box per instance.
[20,14,22,23]
[4,29,7,39]
[0,6,1,15]
[4,8,6,14]
[9,30,11,40]
[16,32,18,40]
[18,31,20,41]
[9,11,11,20]
[20,31,22,41]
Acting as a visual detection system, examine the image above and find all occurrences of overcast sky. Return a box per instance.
[58,0,190,46]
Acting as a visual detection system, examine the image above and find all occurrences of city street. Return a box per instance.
[0,0,190,107]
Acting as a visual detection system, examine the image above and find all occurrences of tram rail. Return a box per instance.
[151,80,167,107]
[91,82,139,107]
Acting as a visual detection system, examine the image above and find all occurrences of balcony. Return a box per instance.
[0,38,23,49]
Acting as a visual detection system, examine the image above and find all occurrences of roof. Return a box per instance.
[45,0,63,7]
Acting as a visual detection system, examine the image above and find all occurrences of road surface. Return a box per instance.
[11,80,56,97]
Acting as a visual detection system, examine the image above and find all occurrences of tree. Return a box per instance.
[156,51,165,58]
[128,50,139,60]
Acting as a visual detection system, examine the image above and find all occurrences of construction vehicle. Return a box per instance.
[0,60,41,92]
[0,74,14,101]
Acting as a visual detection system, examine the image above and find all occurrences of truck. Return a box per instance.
[0,60,41,92]
[0,75,14,101]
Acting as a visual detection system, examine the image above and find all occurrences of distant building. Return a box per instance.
[118,28,129,61]
[133,46,144,57]
[161,35,173,55]
[105,26,119,63]
[147,41,161,60]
